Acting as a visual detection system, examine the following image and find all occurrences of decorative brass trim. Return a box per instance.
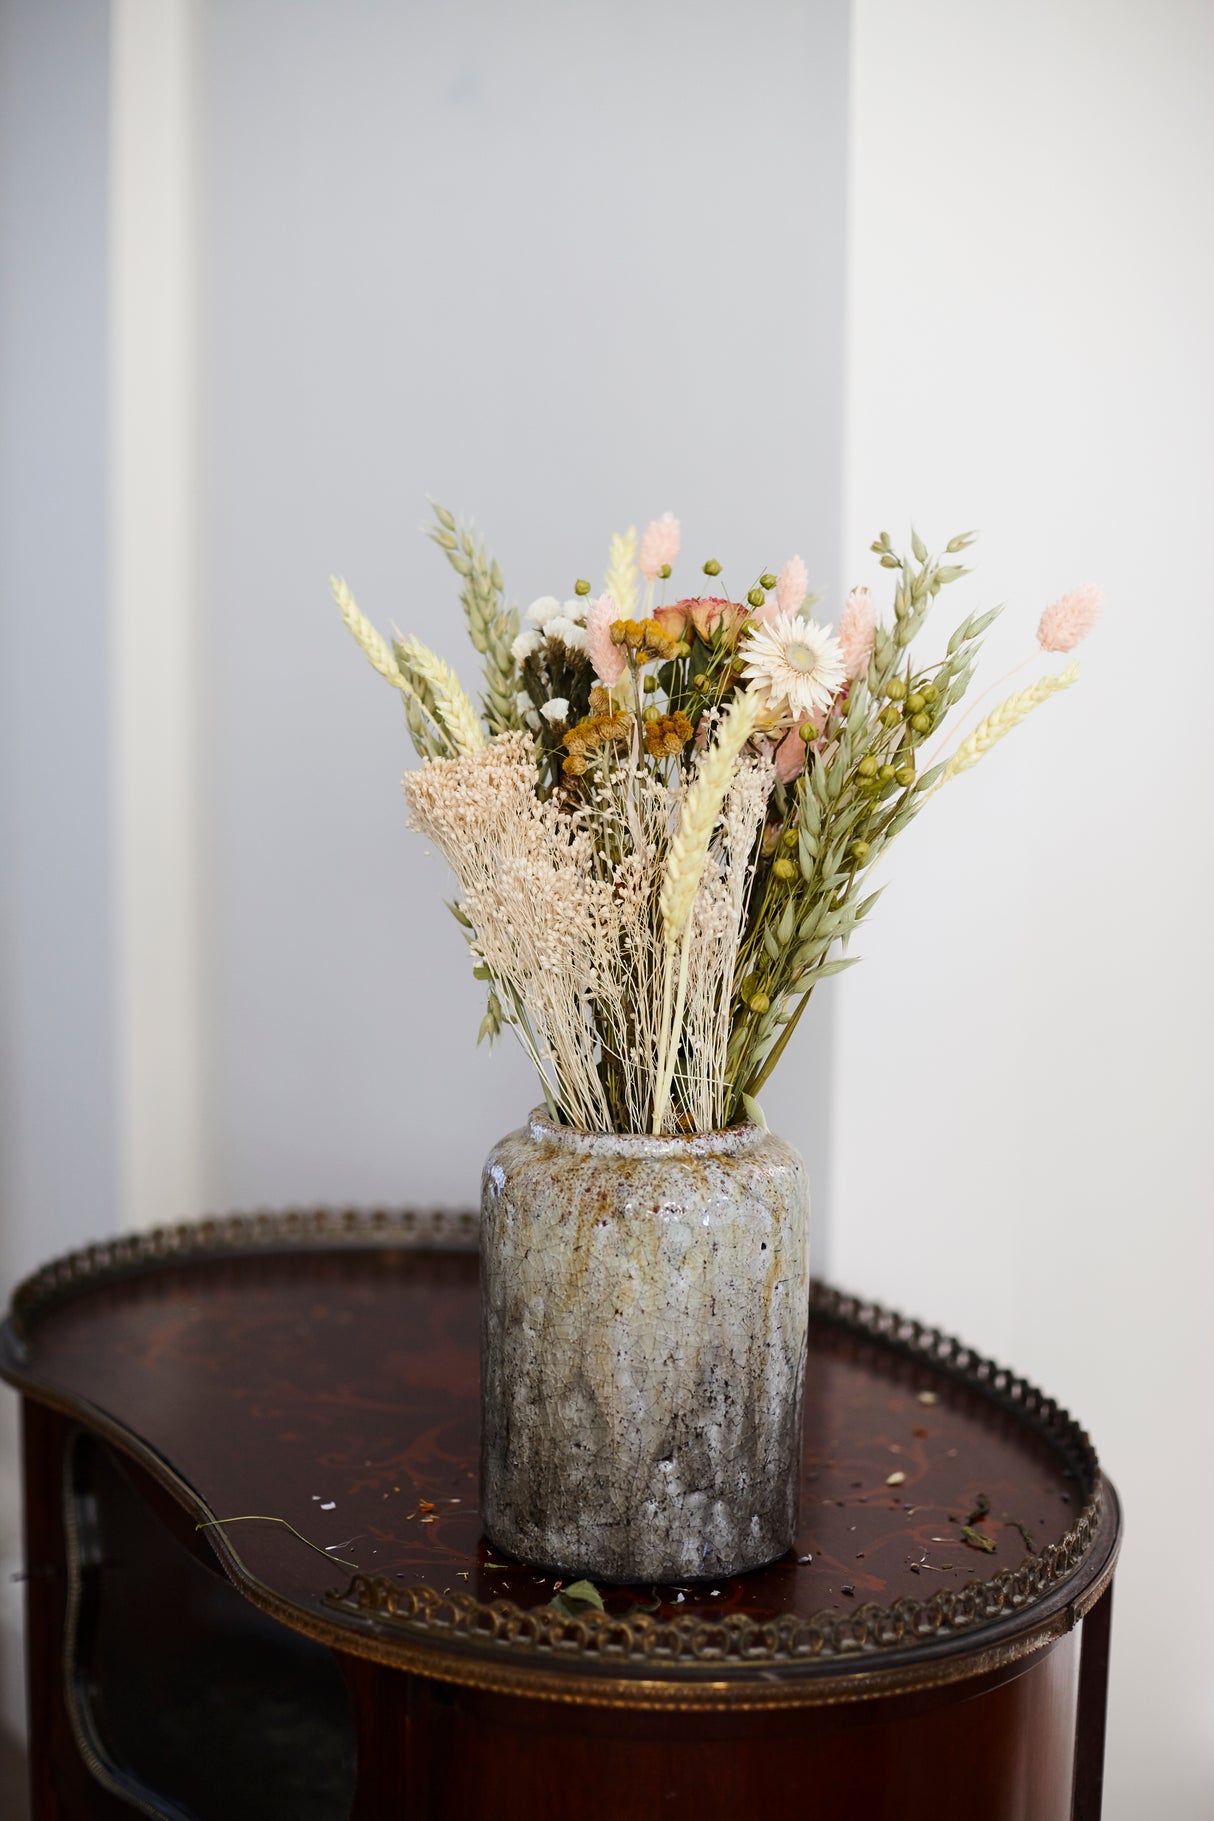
[310,1600,1081,1712]
[331,1505,1099,1674]
[3,1206,1117,1709]
[9,1203,478,1343]
[325,1277,1102,1676]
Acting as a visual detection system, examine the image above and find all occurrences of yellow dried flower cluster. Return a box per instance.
[643,711,694,758]
[608,618,679,663]
[560,710,633,777]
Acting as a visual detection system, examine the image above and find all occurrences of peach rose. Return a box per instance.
[654,596,750,647]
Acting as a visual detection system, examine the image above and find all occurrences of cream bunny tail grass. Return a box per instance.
[333,577,411,691]
[938,662,1079,786]
[604,527,640,621]
[660,688,764,942]
[395,634,486,759]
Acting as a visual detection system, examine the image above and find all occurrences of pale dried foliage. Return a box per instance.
[660,691,763,941]
[394,634,485,758]
[332,577,410,693]
[604,527,640,621]
[674,754,772,1132]
[938,662,1079,785]
[339,513,1094,1135]
[652,690,766,1132]
[403,730,769,1135]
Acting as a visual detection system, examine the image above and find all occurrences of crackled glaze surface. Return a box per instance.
[480,1110,811,1582]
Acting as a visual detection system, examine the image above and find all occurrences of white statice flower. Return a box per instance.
[540,697,570,724]
[561,596,589,624]
[542,615,587,652]
[740,613,847,720]
[524,594,562,628]
[524,707,541,731]
[514,690,533,717]
[511,628,542,665]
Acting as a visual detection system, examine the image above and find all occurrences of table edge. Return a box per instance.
[0,1206,1120,1709]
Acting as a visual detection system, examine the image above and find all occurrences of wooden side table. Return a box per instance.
[0,1209,1119,1820]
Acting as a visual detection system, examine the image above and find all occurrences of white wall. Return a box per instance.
[838,3,1214,1814]
[0,0,849,1755]
[0,0,115,1749]
[193,0,849,1218]
[110,0,206,1235]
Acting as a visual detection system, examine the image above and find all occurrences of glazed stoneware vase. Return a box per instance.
[479,1110,811,1584]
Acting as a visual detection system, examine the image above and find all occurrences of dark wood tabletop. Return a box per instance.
[1,1208,1121,1820]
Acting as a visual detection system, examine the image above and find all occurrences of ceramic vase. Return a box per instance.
[479,1109,810,1584]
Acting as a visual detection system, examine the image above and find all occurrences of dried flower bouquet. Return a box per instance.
[335,511,1097,1137]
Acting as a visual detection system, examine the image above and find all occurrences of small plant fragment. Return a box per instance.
[195,1514,358,1571]
[550,1578,606,1615]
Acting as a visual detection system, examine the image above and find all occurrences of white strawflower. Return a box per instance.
[511,628,542,665]
[540,697,570,724]
[525,594,561,627]
[542,615,587,651]
[741,613,846,720]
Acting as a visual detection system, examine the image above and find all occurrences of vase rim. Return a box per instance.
[523,1106,767,1159]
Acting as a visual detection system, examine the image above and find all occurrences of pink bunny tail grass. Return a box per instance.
[751,593,784,627]
[1037,583,1102,653]
[638,512,681,581]
[586,592,626,686]
[837,585,877,680]
[775,555,809,617]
